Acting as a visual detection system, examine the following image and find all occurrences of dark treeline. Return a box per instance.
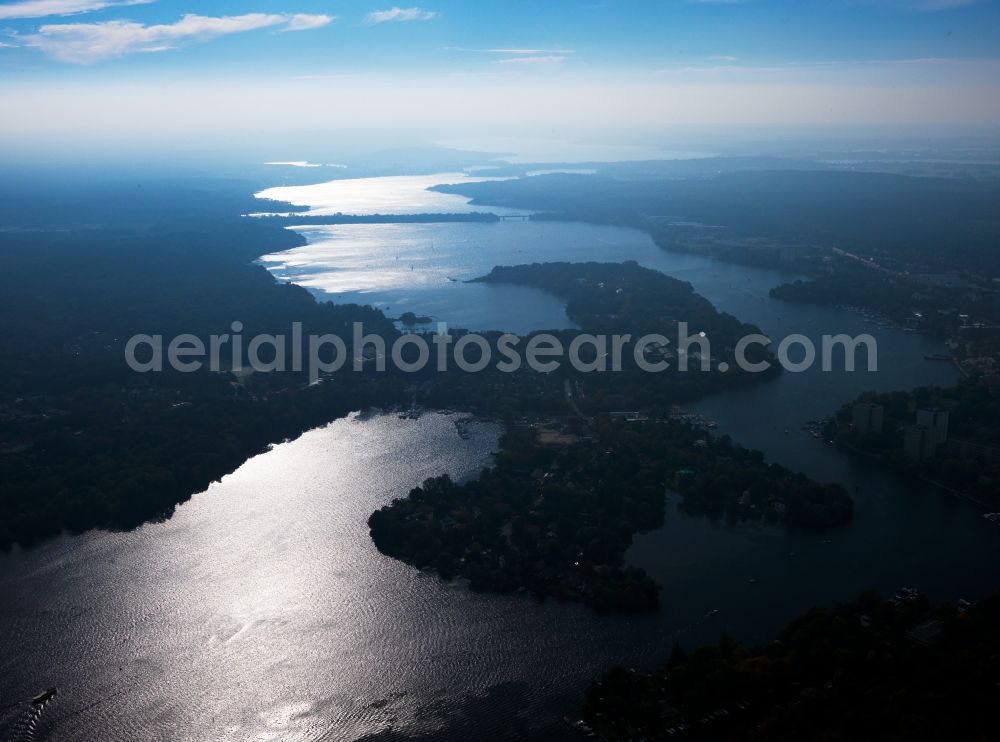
[369,417,850,614]
[0,180,405,548]
[433,169,1000,348]
[471,261,780,407]
[584,590,1000,741]
[0,176,829,553]
[770,266,1000,334]
[432,170,1000,276]
[253,212,500,226]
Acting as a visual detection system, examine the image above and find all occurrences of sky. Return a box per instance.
[1,0,999,159]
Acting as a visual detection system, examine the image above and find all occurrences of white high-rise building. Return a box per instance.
[852,402,884,435]
[904,424,938,462]
[916,408,949,444]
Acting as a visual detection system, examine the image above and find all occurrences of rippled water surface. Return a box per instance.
[1,415,594,741]
[254,173,522,217]
[258,221,680,333]
[4,173,1000,741]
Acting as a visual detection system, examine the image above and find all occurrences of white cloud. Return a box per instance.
[909,0,983,8]
[447,47,575,55]
[495,55,567,65]
[283,14,335,32]
[861,0,984,9]
[365,7,436,24]
[24,13,330,63]
[0,0,152,21]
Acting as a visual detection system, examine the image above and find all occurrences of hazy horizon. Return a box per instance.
[2,0,1000,162]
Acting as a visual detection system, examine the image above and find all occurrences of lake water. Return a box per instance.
[3,173,999,741]
[257,221,689,334]
[253,173,526,218]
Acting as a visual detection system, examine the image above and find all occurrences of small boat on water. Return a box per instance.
[32,687,57,706]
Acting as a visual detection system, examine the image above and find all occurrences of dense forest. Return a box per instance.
[0,176,810,551]
[472,261,780,407]
[0,178,404,548]
[250,211,501,226]
[583,589,1000,741]
[432,169,1000,276]
[434,169,1000,346]
[368,417,851,613]
[770,266,1000,335]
